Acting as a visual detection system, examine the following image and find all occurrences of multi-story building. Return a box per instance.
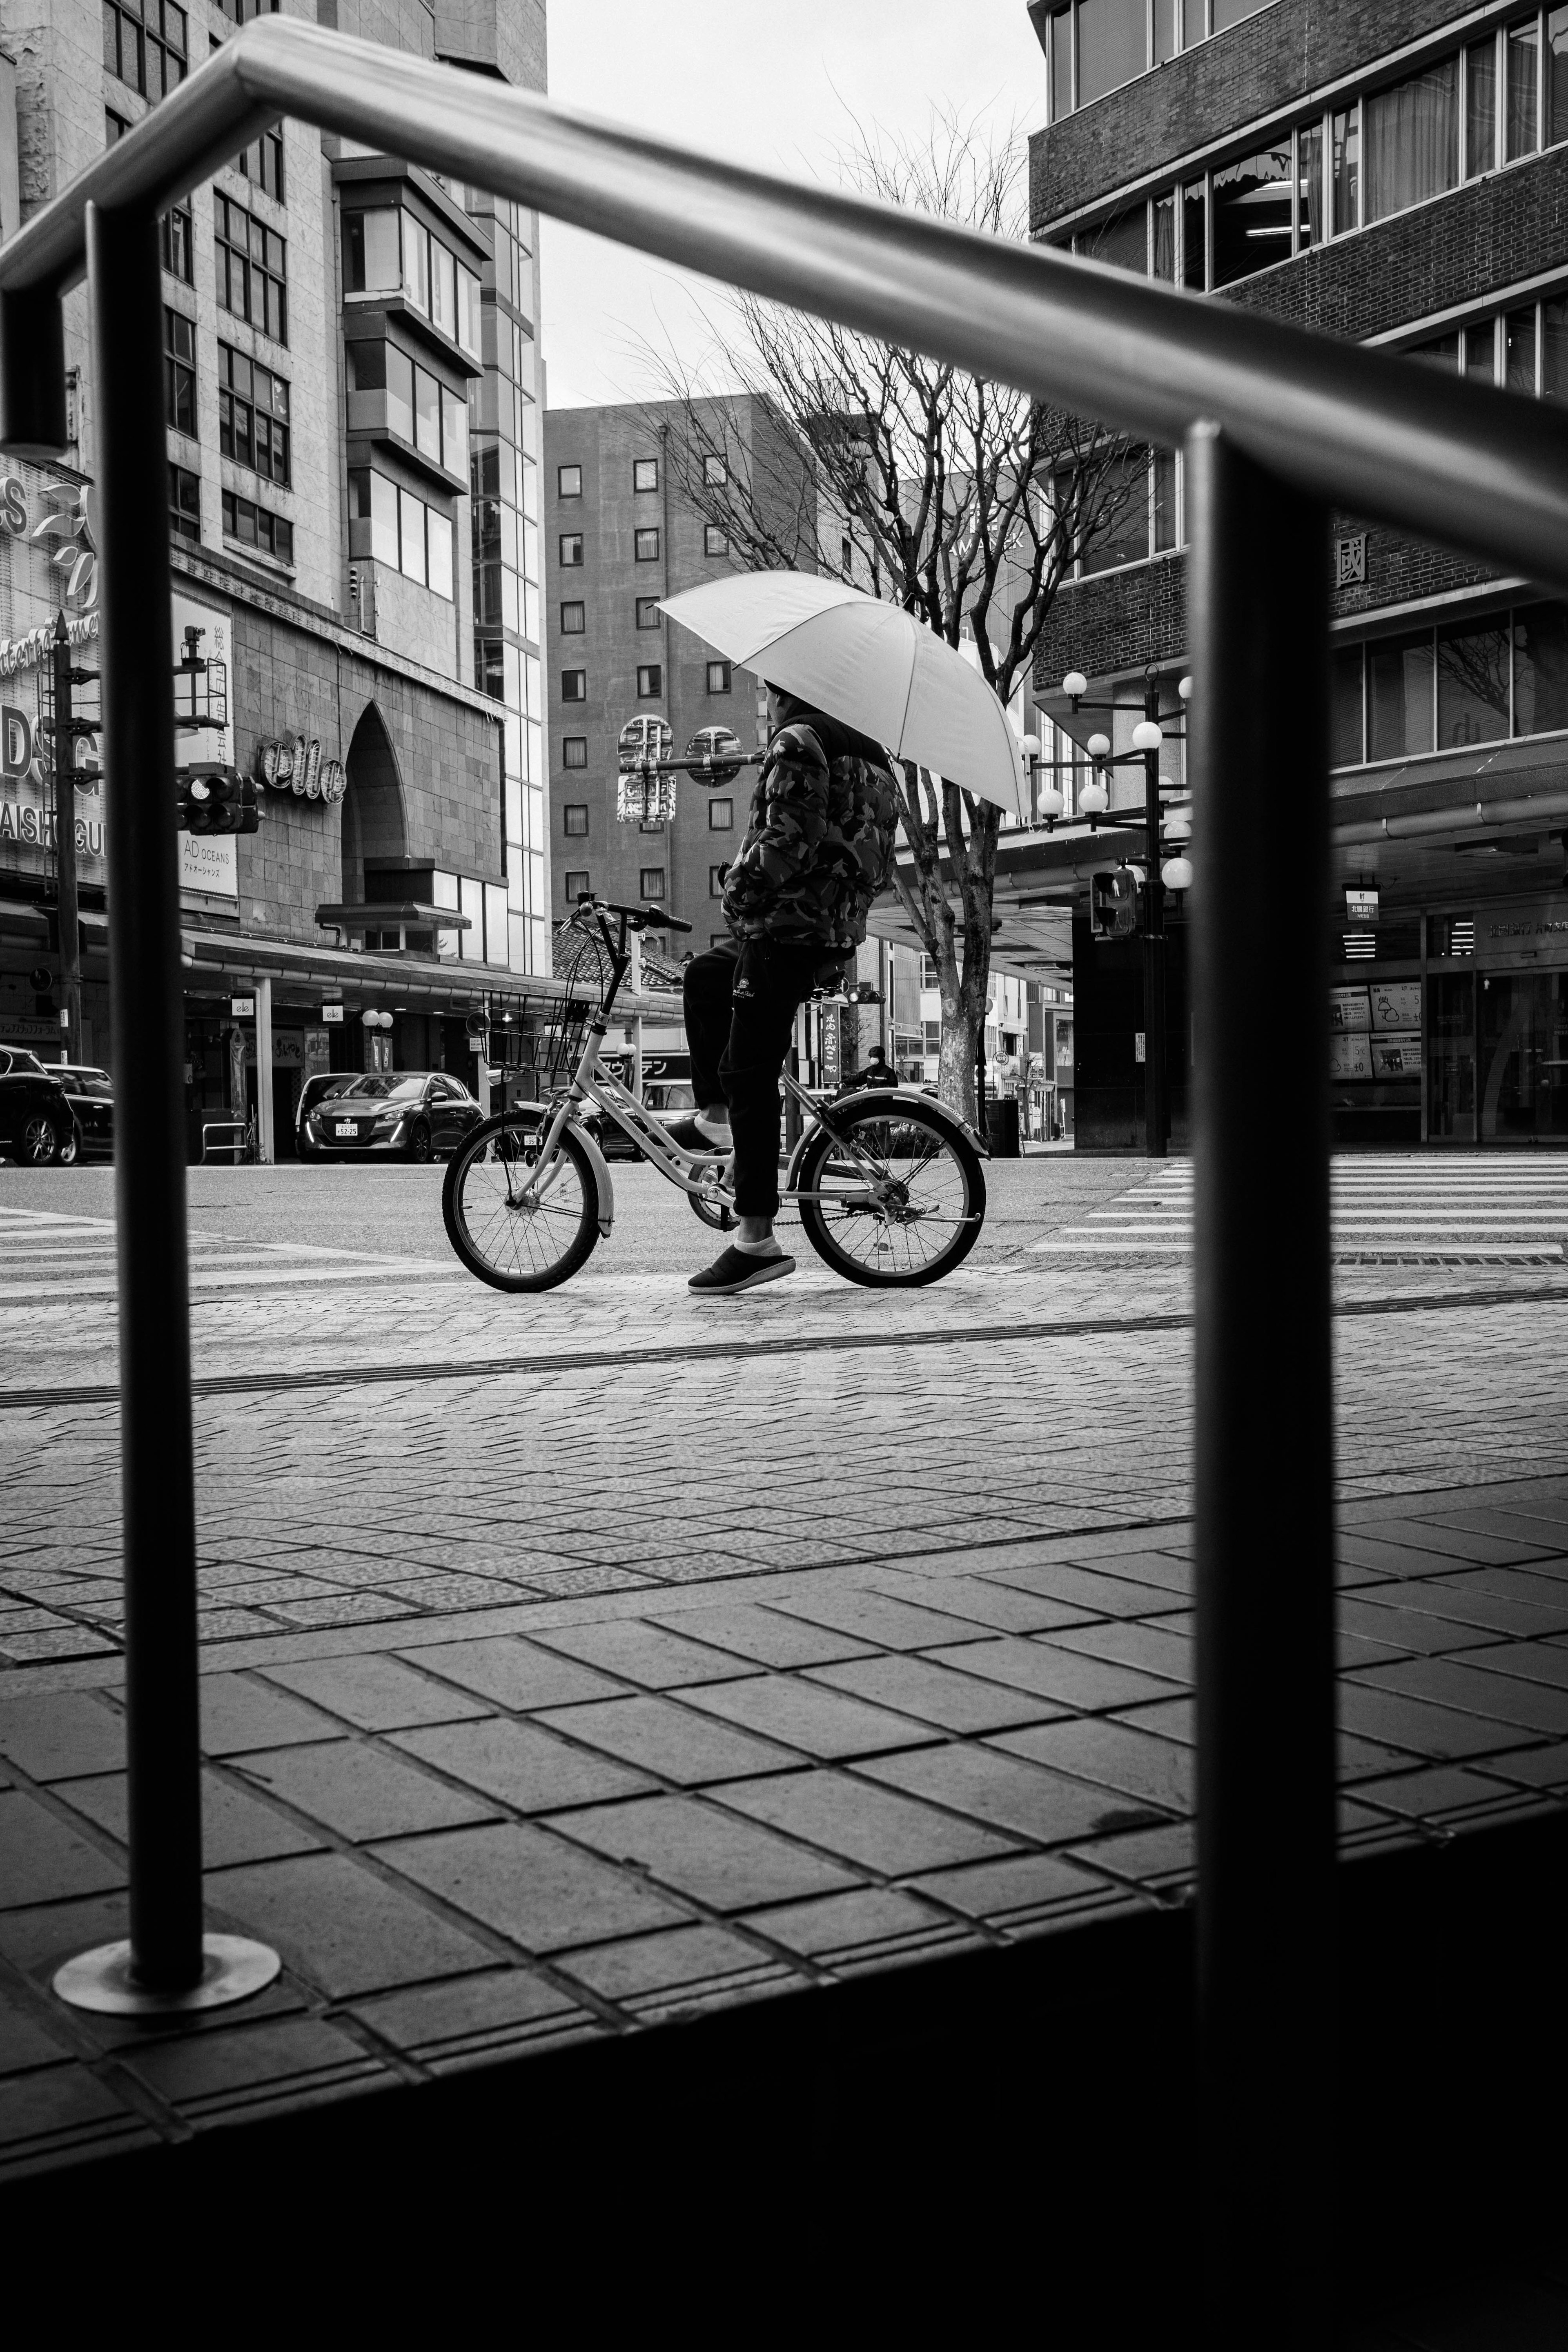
[0,0,555,1155]
[1025,0,1568,1150]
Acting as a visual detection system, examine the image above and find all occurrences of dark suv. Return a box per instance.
[298,1071,483,1163]
[0,1047,81,1166]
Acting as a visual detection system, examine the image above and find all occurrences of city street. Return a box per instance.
[3,1151,1568,2180]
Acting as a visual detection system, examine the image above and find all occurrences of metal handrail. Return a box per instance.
[3,15,1568,595]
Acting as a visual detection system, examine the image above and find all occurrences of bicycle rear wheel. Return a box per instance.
[795,1102,984,1287]
[443,1111,600,1292]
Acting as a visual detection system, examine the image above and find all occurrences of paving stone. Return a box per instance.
[1111,1696,1195,1745]
[558,1922,790,2005]
[744,1886,958,1962]
[206,1853,496,1998]
[389,1718,653,1813]
[1358,1582,1568,1639]
[1447,1640,1568,1693]
[1483,1742,1568,1788]
[124,2016,384,2111]
[991,1719,1194,1814]
[199,1674,345,1757]
[1354,1765,1523,1820]
[551,1792,860,1911]
[717,1767,1018,1875]
[647,1601,878,1670]
[1371,1517,1563,1568]
[682,1674,938,1761]
[1067,1547,1194,1596]
[59,1770,326,1867]
[259,1654,494,1731]
[0,1789,124,1909]
[1070,1818,1196,1885]
[1441,1567,1568,1619]
[233,1740,501,1842]
[860,1746,1148,1845]
[526,1621,760,1688]
[0,1691,125,1782]
[1350,1657,1568,1737]
[1337,1597,1479,1654]
[399,1636,625,1711]
[373,1821,688,1950]
[1047,1620,1193,1682]
[922,1637,1175,1714]
[0,2062,138,2153]
[979,1560,1187,1619]
[533,1694,797,1787]
[1335,1683,1537,1762]
[910,1850,1113,1924]
[766,1590,1004,1652]
[882,1574,1096,1637]
[349,1968,587,2062]
[0,1889,129,1975]
[806,1652,1058,1735]
[0,1996,75,2077]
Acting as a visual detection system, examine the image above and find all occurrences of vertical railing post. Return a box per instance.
[1186,422,1336,2339]
[1143,673,1167,1158]
[51,613,82,1067]
[53,202,278,2016]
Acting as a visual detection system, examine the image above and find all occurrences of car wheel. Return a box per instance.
[409,1121,434,1164]
[20,1114,58,1166]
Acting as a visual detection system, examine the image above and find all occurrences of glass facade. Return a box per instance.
[1332,601,1568,765]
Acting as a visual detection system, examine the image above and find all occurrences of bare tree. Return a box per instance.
[639,110,1140,1121]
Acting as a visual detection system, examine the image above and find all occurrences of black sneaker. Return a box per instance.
[662,1115,732,1156]
[689,1245,796,1294]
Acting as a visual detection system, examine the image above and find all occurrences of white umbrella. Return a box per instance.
[660,572,1029,821]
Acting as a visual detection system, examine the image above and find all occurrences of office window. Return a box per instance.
[238,127,284,204]
[217,0,280,19]
[1508,18,1540,160]
[704,454,728,486]
[1085,208,1148,273]
[706,661,732,694]
[1408,329,1460,372]
[1332,106,1360,234]
[637,664,663,697]
[106,109,129,144]
[1466,36,1497,175]
[636,597,661,628]
[342,208,401,295]
[710,865,728,896]
[559,532,584,566]
[161,202,194,285]
[1437,616,1510,747]
[221,487,292,566]
[564,871,590,901]
[557,463,582,497]
[1551,4,1568,147]
[559,600,585,634]
[1181,178,1206,288]
[348,469,398,566]
[215,194,287,344]
[561,669,586,702]
[633,458,659,492]
[163,307,196,436]
[1507,307,1539,393]
[1365,56,1458,223]
[563,804,588,836]
[1210,147,1292,287]
[708,798,733,830]
[169,464,200,542]
[639,867,666,900]
[1330,644,1365,767]
[703,525,728,556]
[563,736,588,768]
[217,343,290,485]
[104,0,187,101]
[634,528,660,561]
[1076,0,1146,109]
[1368,630,1435,760]
[1514,601,1568,733]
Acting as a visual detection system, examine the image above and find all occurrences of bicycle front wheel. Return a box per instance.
[443,1112,600,1293]
[795,1103,985,1288]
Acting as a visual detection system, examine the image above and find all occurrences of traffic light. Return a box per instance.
[1089,868,1138,940]
[178,765,261,835]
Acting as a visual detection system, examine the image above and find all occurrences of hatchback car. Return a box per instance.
[0,1047,81,1165]
[298,1071,482,1162]
[56,1065,114,1160]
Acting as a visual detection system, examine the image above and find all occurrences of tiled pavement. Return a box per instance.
[3,1163,1568,2182]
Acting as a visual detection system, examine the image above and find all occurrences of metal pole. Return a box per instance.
[54,204,278,2016]
[51,613,82,1065]
[1143,675,1167,1158]
[1187,421,1335,2339]
[254,974,274,1161]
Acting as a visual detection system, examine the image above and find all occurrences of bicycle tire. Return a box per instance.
[795,1102,985,1288]
[443,1110,600,1293]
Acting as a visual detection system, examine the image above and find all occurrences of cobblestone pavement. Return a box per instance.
[2,1155,1568,2175]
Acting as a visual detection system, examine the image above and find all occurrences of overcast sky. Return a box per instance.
[538,0,1050,411]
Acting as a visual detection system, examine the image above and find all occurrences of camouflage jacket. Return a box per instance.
[722,713,899,951]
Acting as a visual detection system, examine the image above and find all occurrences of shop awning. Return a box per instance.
[178,926,672,1020]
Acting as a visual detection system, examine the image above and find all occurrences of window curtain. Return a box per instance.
[1365,59,1458,222]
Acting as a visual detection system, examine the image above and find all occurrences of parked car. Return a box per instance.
[298,1071,482,1163]
[0,1046,81,1165]
[56,1065,114,1160]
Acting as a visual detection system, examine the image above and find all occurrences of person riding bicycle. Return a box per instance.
[668,682,899,1294]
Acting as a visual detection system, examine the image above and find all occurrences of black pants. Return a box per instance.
[684,939,834,1218]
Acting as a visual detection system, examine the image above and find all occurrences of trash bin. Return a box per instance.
[986,1097,1020,1157]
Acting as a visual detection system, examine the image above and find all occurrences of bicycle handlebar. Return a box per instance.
[586,896,693,935]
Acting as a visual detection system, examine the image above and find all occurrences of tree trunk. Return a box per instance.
[937,991,979,1125]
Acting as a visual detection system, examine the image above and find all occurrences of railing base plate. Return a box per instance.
[53,1933,281,2016]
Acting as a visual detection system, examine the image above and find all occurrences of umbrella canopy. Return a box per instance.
[660,572,1029,821]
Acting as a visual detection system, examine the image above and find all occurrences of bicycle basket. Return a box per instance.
[541,927,599,1079]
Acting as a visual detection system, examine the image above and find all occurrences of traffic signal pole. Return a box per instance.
[1143,675,1168,1158]
[50,612,82,1065]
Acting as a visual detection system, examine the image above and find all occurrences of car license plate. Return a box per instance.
[335,1120,358,1138]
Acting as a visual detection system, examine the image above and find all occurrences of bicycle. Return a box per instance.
[441,897,989,1294]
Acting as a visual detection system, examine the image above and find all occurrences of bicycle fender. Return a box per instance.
[572,1120,617,1238]
[782,1087,989,1191]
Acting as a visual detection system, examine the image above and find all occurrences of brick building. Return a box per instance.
[0,0,560,1157]
[1025,0,1568,1149]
